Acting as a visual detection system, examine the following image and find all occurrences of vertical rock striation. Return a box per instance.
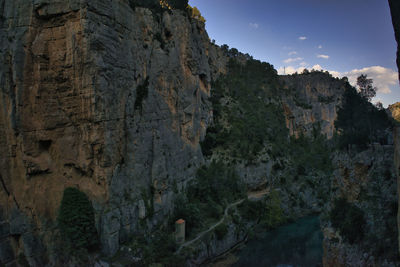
[0,0,227,263]
[280,72,346,139]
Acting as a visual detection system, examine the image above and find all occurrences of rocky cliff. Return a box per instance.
[281,72,346,139]
[0,0,228,264]
[322,146,398,266]
[389,0,400,255]
[389,0,400,81]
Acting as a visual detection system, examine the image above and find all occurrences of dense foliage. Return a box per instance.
[239,190,284,229]
[134,77,149,111]
[330,198,366,244]
[173,161,246,237]
[334,83,392,150]
[201,58,287,162]
[57,187,98,252]
[289,127,333,175]
[128,230,183,266]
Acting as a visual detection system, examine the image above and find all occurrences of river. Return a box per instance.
[213,216,323,267]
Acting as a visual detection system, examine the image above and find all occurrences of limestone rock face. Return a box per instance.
[280,73,346,139]
[323,147,398,266]
[0,0,226,262]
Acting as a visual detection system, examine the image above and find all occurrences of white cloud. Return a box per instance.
[283,57,303,64]
[318,45,323,49]
[298,36,307,40]
[317,54,330,59]
[278,64,397,94]
[311,64,323,71]
[278,66,306,75]
[343,66,397,94]
[300,61,307,67]
[288,51,297,56]
[249,23,259,29]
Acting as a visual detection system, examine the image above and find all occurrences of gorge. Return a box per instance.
[0,0,399,266]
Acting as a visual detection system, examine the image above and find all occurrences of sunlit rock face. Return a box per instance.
[0,0,229,262]
[280,73,346,139]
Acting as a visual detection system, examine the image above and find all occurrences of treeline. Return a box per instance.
[334,80,392,150]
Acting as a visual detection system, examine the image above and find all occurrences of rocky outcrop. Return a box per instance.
[0,0,229,263]
[280,72,346,139]
[390,103,400,255]
[389,0,400,81]
[323,146,398,266]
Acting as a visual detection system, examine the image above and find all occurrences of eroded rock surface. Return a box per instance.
[0,0,227,262]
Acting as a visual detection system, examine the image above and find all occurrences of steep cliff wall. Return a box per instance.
[0,0,229,264]
[281,72,346,139]
[388,0,400,255]
[389,0,400,81]
[323,147,398,266]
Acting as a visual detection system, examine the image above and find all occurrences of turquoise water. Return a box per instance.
[233,216,323,267]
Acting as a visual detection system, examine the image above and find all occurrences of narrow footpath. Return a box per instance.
[176,188,269,254]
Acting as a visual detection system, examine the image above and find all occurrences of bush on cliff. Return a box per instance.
[330,198,365,244]
[57,187,99,252]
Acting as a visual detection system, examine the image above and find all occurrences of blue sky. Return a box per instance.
[188,0,400,107]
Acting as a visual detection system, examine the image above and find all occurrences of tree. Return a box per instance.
[357,74,376,101]
[169,0,188,10]
[57,187,99,252]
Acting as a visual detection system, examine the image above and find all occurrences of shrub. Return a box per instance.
[134,77,149,111]
[57,187,99,252]
[330,198,365,244]
[214,223,229,240]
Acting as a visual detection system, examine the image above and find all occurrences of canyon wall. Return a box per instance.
[281,73,346,139]
[388,0,400,255]
[0,0,228,264]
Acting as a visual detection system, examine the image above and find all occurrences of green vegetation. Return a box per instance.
[357,74,376,101]
[128,0,188,11]
[330,198,366,244]
[128,230,184,266]
[239,189,284,229]
[173,161,246,237]
[201,58,287,162]
[334,81,392,150]
[187,5,206,23]
[214,223,229,240]
[134,77,149,111]
[289,127,333,176]
[57,187,99,252]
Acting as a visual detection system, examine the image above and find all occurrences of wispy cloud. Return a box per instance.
[283,57,303,64]
[298,36,307,41]
[249,23,259,29]
[288,51,297,56]
[317,54,330,59]
[318,45,323,49]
